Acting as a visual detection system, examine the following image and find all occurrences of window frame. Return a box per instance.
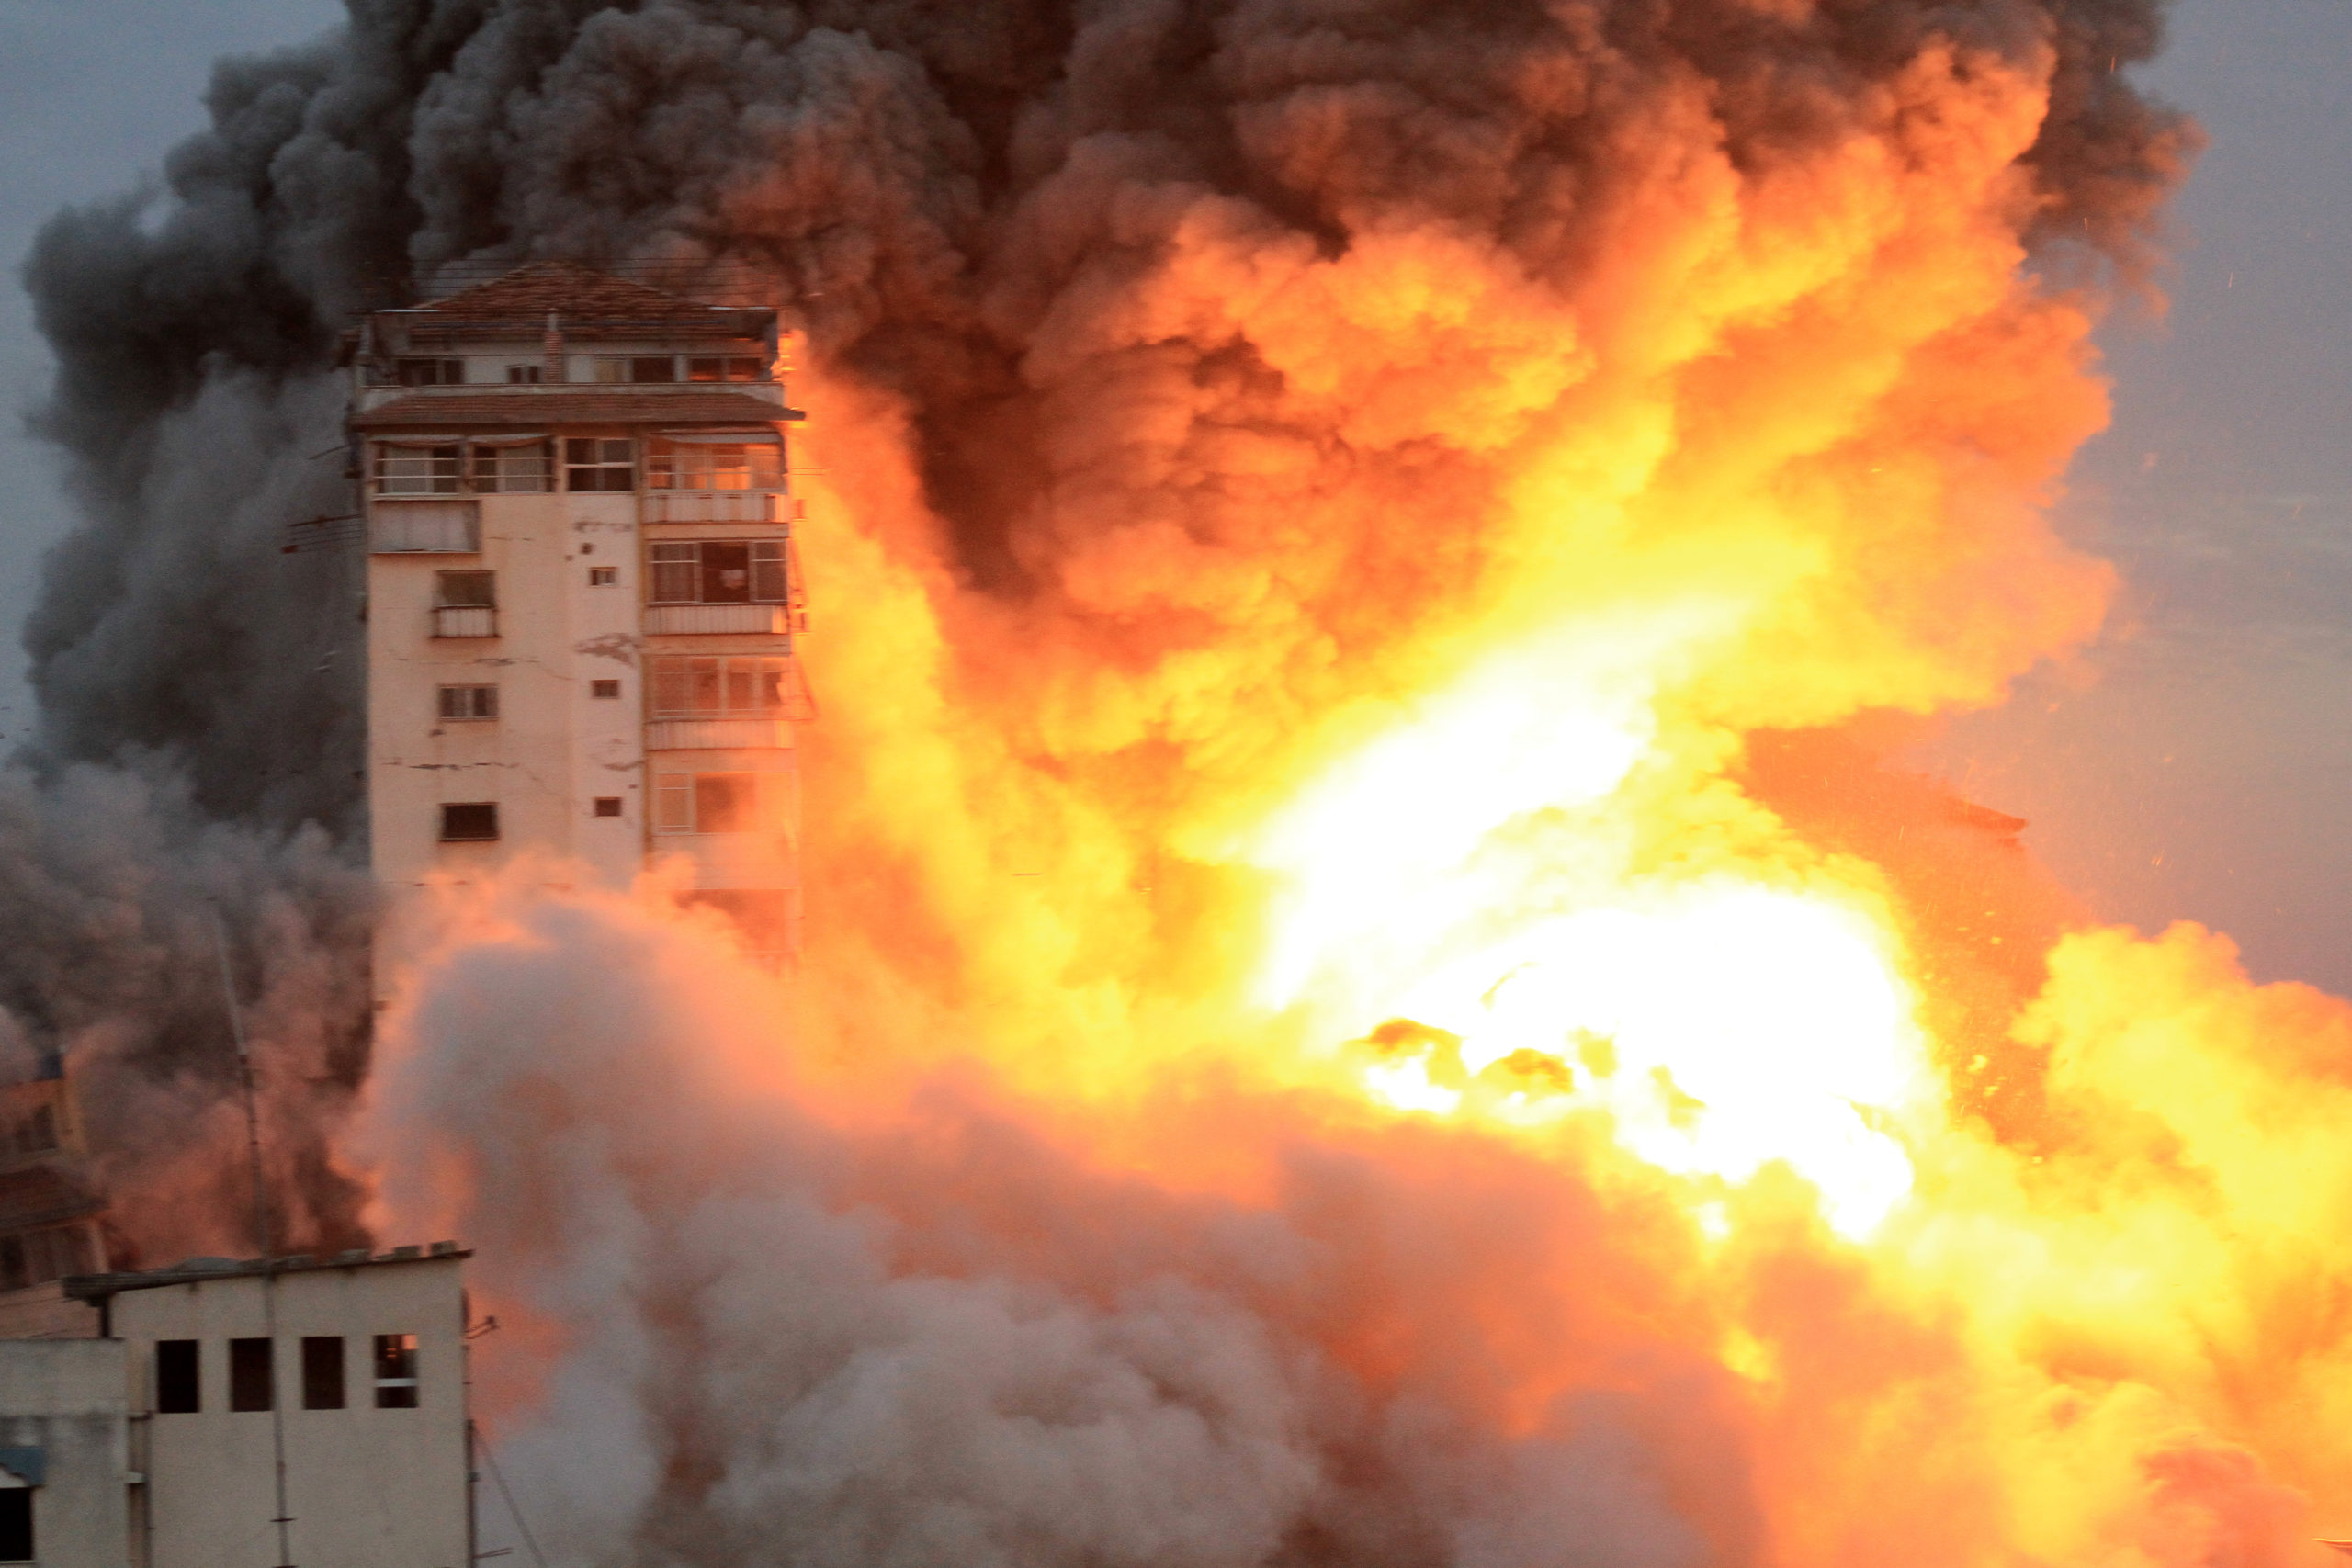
[436,684,498,722]
[564,437,636,493]
[646,541,787,604]
[652,769,791,835]
[649,655,796,719]
[645,439,784,492]
[229,1337,275,1413]
[373,1334,419,1409]
[301,1336,346,1410]
[155,1339,200,1414]
[371,440,549,498]
[395,357,465,386]
[439,802,501,843]
[433,570,497,610]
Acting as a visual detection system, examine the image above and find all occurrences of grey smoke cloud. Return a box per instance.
[365,892,1733,1568]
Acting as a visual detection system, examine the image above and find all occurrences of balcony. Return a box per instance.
[646,718,797,751]
[640,492,801,525]
[642,604,790,636]
[432,606,498,638]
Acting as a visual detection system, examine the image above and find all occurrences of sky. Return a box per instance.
[0,0,2347,987]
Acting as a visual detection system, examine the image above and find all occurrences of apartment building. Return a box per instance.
[347,262,810,971]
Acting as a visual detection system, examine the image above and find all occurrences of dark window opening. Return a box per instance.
[564,438,635,493]
[505,364,542,384]
[230,1337,274,1412]
[374,1334,419,1409]
[396,357,464,386]
[628,355,677,383]
[593,797,624,818]
[0,1487,30,1562]
[155,1340,199,1413]
[433,570,497,609]
[590,680,621,700]
[0,1239,23,1293]
[437,685,498,722]
[687,356,767,383]
[440,803,500,843]
[301,1337,345,1410]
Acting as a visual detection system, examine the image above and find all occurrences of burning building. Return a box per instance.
[348,262,812,973]
[31,0,2352,1563]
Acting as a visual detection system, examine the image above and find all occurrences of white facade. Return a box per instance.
[0,1338,130,1566]
[352,263,810,982]
[96,1249,469,1568]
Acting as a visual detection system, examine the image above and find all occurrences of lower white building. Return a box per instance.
[0,1245,470,1567]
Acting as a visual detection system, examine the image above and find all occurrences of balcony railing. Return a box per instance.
[640,492,800,525]
[645,718,797,751]
[642,604,790,636]
[432,605,498,638]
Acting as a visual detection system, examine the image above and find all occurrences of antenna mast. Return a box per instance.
[210,908,296,1568]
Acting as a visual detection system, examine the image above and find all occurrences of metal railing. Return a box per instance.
[645,718,797,751]
[640,604,789,636]
[639,492,798,524]
[432,606,499,638]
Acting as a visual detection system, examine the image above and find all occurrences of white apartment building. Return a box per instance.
[347,262,810,973]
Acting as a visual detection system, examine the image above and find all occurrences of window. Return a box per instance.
[593,797,623,818]
[647,541,786,604]
[373,1334,419,1408]
[434,570,496,609]
[505,364,542,384]
[396,357,464,386]
[565,438,635,492]
[230,1337,274,1412]
[593,356,678,383]
[437,685,498,721]
[439,803,500,842]
[0,1487,29,1562]
[589,566,617,586]
[646,439,783,491]
[156,1340,199,1413]
[653,772,789,834]
[372,442,548,498]
[650,656,795,718]
[371,500,479,553]
[1,1226,91,1290]
[302,1337,345,1410]
[372,443,462,495]
[590,680,622,700]
[686,356,767,383]
[466,441,551,494]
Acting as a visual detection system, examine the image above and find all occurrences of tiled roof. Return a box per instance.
[408,261,731,323]
[353,391,804,430]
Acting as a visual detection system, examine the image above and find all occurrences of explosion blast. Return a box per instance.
[31,0,2351,1564]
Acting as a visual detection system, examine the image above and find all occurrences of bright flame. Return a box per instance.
[1251,639,1932,1236]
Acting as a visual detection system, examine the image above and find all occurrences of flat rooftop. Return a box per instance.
[63,1243,469,1301]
